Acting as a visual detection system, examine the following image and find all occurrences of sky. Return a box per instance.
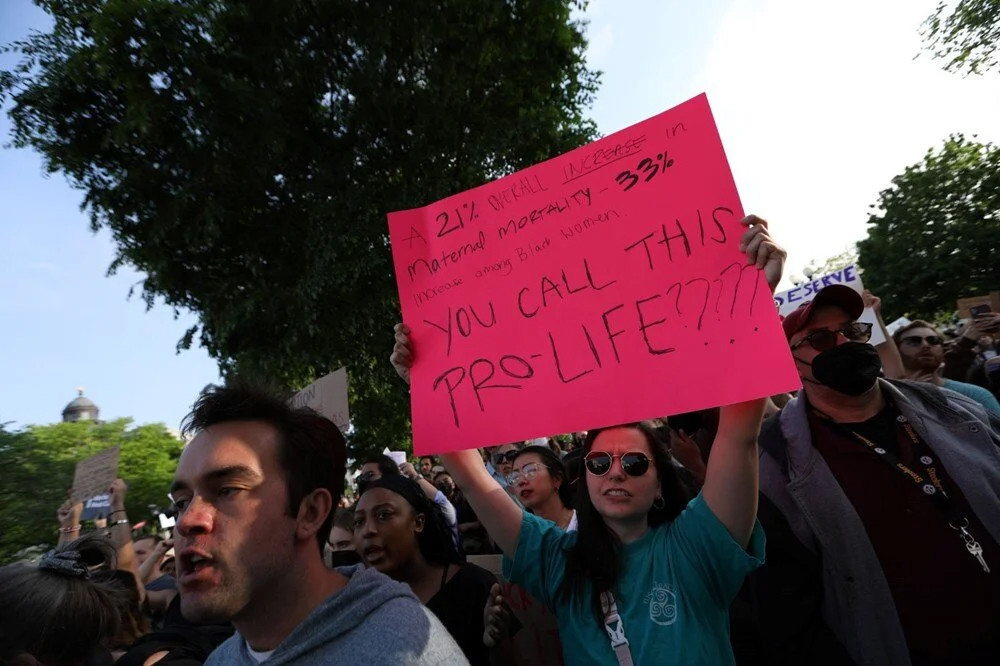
[1,0,997,431]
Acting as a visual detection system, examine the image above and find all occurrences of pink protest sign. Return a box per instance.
[388,94,801,454]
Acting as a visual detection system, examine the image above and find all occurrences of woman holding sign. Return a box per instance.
[391,215,785,666]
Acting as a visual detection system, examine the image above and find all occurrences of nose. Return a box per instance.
[608,457,627,481]
[358,516,377,539]
[175,496,213,537]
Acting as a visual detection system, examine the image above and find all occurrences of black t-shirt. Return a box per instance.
[809,405,1000,665]
[426,563,497,666]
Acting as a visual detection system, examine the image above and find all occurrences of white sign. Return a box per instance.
[774,264,885,345]
[383,448,408,467]
[290,368,350,432]
[885,316,912,336]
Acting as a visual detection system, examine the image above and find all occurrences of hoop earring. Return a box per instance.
[652,495,665,510]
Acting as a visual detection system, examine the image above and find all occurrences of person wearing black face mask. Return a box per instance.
[742,284,1000,666]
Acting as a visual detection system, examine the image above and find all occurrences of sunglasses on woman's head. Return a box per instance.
[789,321,873,352]
[492,450,519,465]
[584,451,651,477]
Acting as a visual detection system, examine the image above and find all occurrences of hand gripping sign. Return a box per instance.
[388,94,801,454]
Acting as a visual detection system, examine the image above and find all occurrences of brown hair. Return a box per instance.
[892,319,939,346]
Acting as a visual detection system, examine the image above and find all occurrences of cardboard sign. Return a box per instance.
[885,316,912,337]
[957,292,1000,319]
[468,554,564,666]
[388,94,800,453]
[291,368,350,431]
[70,446,120,505]
[773,264,886,345]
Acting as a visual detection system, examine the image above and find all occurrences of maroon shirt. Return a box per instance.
[809,406,1000,665]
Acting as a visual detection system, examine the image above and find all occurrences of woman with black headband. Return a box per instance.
[353,475,512,666]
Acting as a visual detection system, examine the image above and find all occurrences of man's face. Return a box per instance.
[359,462,383,485]
[789,305,855,383]
[897,326,944,372]
[419,458,433,476]
[171,421,298,624]
[133,537,157,567]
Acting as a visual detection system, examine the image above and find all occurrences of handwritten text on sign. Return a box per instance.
[388,94,801,454]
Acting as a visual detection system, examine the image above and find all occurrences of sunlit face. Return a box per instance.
[586,428,659,525]
[897,326,944,371]
[171,421,297,624]
[353,488,423,578]
[788,305,854,383]
[327,525,355,552]
[509,452,558,510]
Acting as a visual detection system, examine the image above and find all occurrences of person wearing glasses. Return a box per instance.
[506,445,578,531]
[750,284,1000,666]
[892,319,1000,414]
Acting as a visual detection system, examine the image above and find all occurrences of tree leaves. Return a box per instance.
[857,134,1000,321]
[921,0,1000,75]
[2,0,600,461]
[0,419,184,564]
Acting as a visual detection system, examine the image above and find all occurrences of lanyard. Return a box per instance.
[814,407,991,574]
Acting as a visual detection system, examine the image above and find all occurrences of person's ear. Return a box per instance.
[414,512,426,533]
[295,489,334,544]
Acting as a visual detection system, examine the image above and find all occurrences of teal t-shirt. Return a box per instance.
[502,493,764,665]
[942,378,1000,415]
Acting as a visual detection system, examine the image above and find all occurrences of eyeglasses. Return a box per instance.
[584,451,651,477]
[506,463,541,486]
[492,450,519,466]
[790,322,873,351]
[899,335,943,347]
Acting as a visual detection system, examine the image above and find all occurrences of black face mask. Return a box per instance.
[799,341,882,396]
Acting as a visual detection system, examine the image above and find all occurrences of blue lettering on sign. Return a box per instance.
[787,287,803,303]
[843,265,856,282]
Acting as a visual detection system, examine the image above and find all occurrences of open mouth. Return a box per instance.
[179,550,215,584]
[363,545,386,563]
[603,488,632,498]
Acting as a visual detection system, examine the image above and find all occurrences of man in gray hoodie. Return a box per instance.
[170,381,466,664]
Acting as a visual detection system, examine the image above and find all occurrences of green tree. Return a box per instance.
[857,134,1000,321]
[921,0,1000,75]
[0,0,599,461]
[0,419,183,564]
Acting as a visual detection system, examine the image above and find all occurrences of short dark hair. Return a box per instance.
[332,507,355,532]
[182,380,347,554]
[0,535,125,663]
[419,455,437,464]
[892,319,939,346]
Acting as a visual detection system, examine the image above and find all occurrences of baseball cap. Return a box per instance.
[781,285,865,340]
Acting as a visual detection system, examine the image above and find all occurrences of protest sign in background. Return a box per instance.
[291,368,350,432]
[80,493,112,521]
[70,445,120,505]
[773,264,885,345]
[389,94,800,454]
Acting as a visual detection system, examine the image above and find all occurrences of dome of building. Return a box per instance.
[62,388,100,422]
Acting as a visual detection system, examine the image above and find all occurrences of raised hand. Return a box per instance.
[390,323,414,386]
[739,215,786,293]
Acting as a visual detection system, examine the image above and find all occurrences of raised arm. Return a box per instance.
[862,289,905,379]
[702,399,766,547]
[390,323,523,555]
[700,215,779,546]
[440,450,523,556]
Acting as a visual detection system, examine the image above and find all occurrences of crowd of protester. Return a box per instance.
[2,214,998,665]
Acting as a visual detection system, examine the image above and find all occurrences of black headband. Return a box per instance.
[363,474,428,513]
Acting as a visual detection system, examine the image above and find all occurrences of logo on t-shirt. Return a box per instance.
[644,583,677,626]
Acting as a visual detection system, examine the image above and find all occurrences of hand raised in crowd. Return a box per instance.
[739,214,786,293]
[57,496,83,529]
[391,323,414,385]
[108,477,128,511]
[862,289,881,313]
[482,582,513,648]
[398,461,420,479]
[962,312,1000,340]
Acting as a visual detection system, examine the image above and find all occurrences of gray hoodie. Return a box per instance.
[205,564,468,665]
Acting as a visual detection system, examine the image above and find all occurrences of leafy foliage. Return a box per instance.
[857,134,1000,321]
[921,0,1000,75]
[0,419,184,564]
[0,0,600,460]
